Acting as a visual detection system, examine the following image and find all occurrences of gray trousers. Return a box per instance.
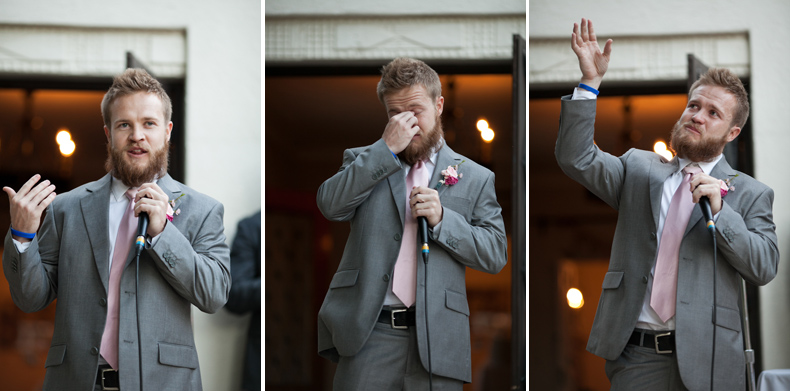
[333,320,463,391]
[605,343,689,391]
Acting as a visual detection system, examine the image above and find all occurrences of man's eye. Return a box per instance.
[710,111,718,117]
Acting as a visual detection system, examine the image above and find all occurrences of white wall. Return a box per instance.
[531,0,790,371]
[1,1,261,390]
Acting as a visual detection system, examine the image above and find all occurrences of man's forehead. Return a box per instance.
[690,85,737,112]
[383,85,433,108]
[110,92,166,118]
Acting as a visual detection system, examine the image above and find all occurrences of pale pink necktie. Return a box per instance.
[651,164,701,322]
[100,188,138,369]
[392,160,431,307]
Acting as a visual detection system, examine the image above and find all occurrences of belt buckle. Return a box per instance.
[390,308,408,329]
[654,332,673,354]
[101,368,120,391]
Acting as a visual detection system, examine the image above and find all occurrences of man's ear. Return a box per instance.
[104,125,110,142]
[435,96,444,116]
[166,121,173,142]
[726,126,741,143]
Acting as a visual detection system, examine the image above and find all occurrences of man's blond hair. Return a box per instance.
[377,57,442,104]
[101,68,172,128]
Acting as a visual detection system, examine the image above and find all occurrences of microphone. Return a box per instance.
[418,216,430,263]
[699,196,715,232]
[135,212,148,256]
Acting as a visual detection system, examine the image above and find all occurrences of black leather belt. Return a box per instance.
[628,329,675,354]
[96,364,120,390]
[378,307,416,329]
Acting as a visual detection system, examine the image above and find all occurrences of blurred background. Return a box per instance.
[530,1,790,390]
[0,1,260,390]
[265,1,526,390]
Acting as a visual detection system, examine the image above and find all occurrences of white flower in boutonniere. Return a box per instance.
[167,193,185,222]
[436,160,465,189]
[719,174,738,198]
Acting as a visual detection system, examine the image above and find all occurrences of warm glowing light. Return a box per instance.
[476,119,489,132]
[56,129,72,145]
[567,288,584,309]
[481,128,495,143]
[654,140,673,161]
[59,139,76,157]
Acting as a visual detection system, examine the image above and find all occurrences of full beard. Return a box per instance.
[397,114,444,166]
[105,140,169,187]
[669,120,728,163]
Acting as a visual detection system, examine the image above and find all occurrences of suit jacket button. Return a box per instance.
[90,347,99,355]
[100,298,107,307]
[394,233,401,241]
[383,274,390,282]
[642,276,648,283]
[651,232,656,239]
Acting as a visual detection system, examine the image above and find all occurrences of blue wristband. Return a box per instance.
[10,227,35,239]
[578,83,600,96]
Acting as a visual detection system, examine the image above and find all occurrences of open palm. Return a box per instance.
[571,18,613,88]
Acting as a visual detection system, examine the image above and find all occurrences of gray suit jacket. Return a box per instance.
[316,138,507,382]
[3,173,231,391]
[556,96,779,391]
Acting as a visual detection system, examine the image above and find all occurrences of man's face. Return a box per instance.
[104,92,172,187]
[669,85,741,162]
[383,84,444,165]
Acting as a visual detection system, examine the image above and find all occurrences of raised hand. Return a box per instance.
[571,18,613,89]
[382,111,420,154]
[3,174,57,242]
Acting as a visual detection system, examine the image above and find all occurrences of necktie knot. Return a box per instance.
[682,163,701,177]
[125,188,138,202]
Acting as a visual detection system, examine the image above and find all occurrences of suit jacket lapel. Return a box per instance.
[388,165,407,227]
[684,156,736,236]
[649,157,679,232]
[81,174,112,293]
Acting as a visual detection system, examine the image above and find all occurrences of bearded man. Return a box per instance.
[2,68,231,391]
[316,57,508,390]
[556,19,778,390]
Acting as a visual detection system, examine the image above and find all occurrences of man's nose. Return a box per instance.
[129,126,145,141]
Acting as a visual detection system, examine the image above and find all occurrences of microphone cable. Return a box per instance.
[418,216,433,391]
[134,212,148,391]
[700,197,716,391]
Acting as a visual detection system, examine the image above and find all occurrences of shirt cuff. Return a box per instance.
[572,87,598,100]
[13,238,31,253]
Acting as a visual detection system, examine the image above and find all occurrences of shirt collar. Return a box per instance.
[676,154,723,176]
[110,176,159,201]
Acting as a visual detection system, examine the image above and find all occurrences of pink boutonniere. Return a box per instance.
[437,160,465,188]
[719,174,738,198]
[166,193,185,222]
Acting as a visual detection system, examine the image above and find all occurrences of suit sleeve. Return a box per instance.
[147,201,231,313]
[430,171,508,274]
[555,95,627,210]
[716,187,779,286]
[317,138,402,221]
[2,202,60,313]
[225,213,261,314]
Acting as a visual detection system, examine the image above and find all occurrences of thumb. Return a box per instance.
[602,39,613,59]
[2,187,16,198]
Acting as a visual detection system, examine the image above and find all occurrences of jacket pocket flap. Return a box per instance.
[158,342,198,369]
[602,271,624,289]
[445,290,470,316]
[44,344,66,368]
[329,269,359,289]
[714,306,742,332]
